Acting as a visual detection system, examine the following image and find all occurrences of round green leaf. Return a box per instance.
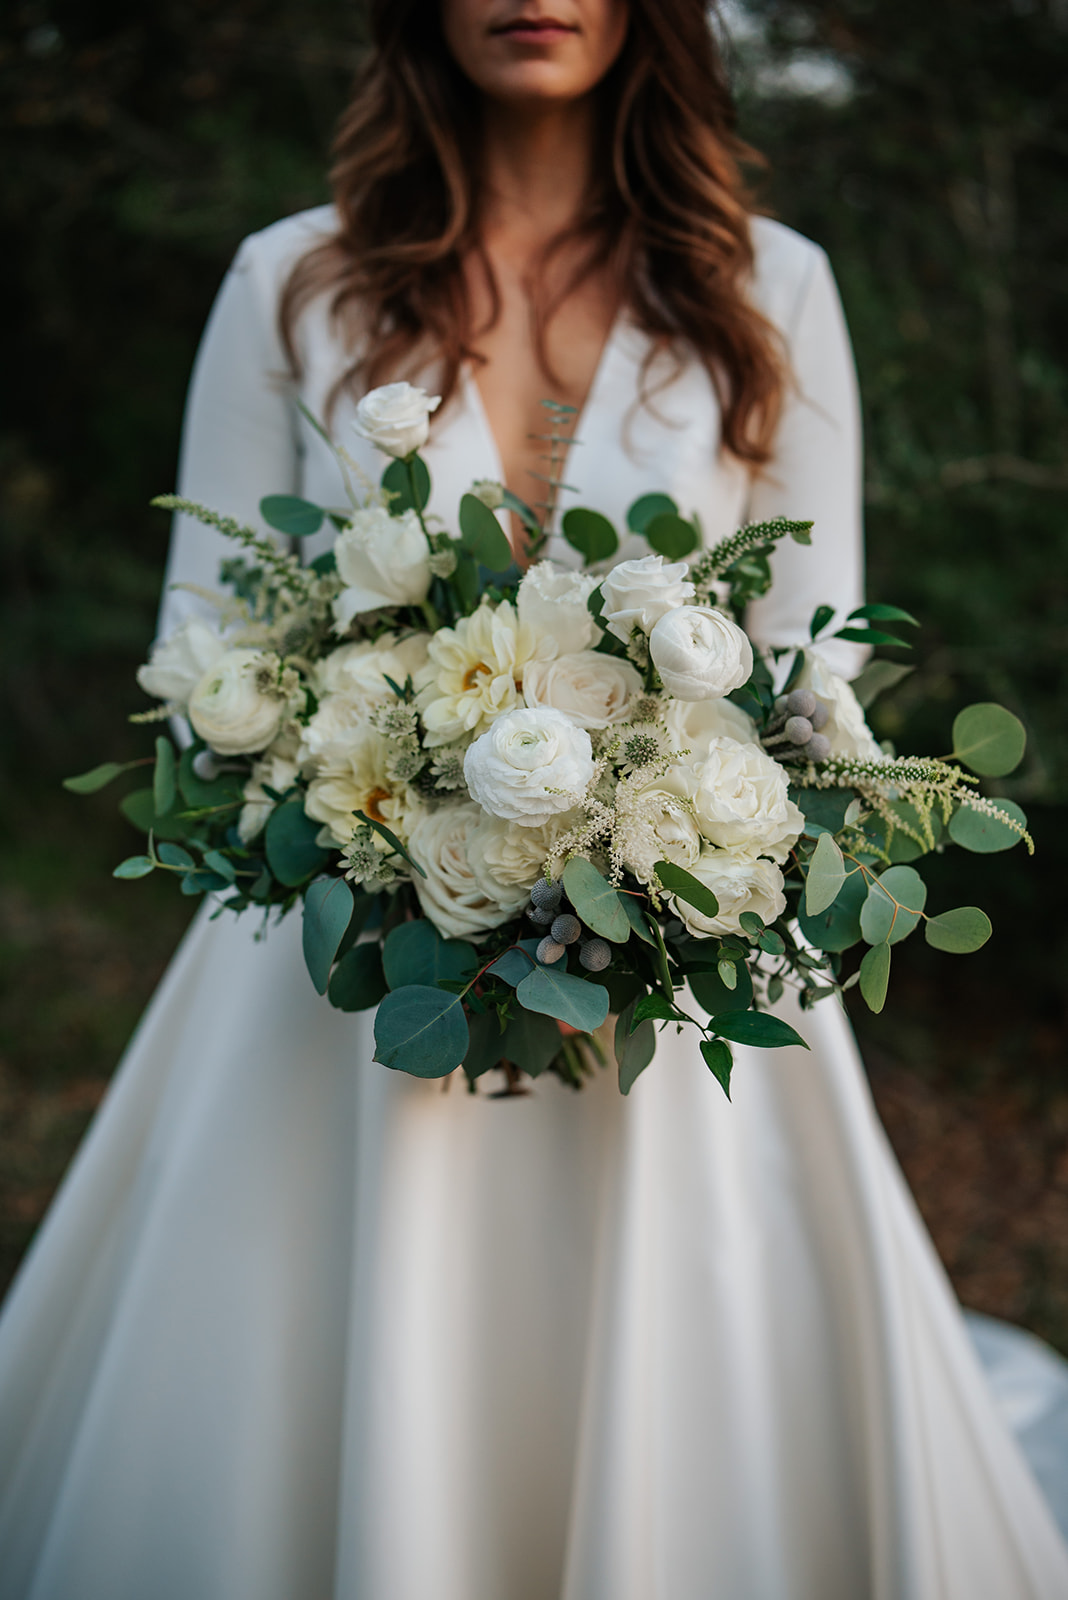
[328,943,388,1011]
[119,786,189,842]
[459,492,513,572]
[797,864,868,952]
[952,702,1026,777]
[302,876,355,995]
[113,855,155,879]
[516,966,610,1031]
[381,455,431,513]
[805,830,846,917]
[859,865,927,945]
[561,508,618,565]
[265,799,332,887]
[709,1011,809,1050]
[700,1037,734,1098]
[562,856,631,942]
[688,961,753,1015]
[382,920,478,990]
[947,798,1027,854]
[644,512,698,560]
[858,941,891,1013]
[373,986,469,1077]
[626,492,677,533]
[924,907,993,954]
[259,494,325,538]
[792,786,853,834]
[156,842,194,869]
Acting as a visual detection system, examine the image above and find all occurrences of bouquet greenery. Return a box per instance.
[67,384,1031,1097]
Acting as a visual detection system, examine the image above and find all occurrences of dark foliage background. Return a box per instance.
[2,1,1066,1344]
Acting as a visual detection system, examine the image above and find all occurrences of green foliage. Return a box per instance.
[859,865,927,945]
[561,508,618,565]
[709,1012,808,1050]
[859,942,892,1013]
[701,1038,734,1098]
[805,831,846,916]
[302,876,354,995]
[644,513,698,560]
[618,1015,656,1094]
[948,798,1028,853]
[458,492,512,572]
[515,965,610,1031]
[952,703,1027,777]
[925,906,993,954]
[655,860,720,918]
[62,762,131,794]
[382,456,431,513]
[626,493,677,533]
[373,986,469,1077]
[561,857,631,942]
[328,944,388,1011]
[259,494,325,538]
[381,921,478,990]
[153,736,177,817]
[688,961,754,1015]
[264,800,331,886]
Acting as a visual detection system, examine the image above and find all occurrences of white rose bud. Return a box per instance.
[408,803,514,941]
[600,554,696,643]
[523,651,642,731]
[188,649,286,756]
[516,561,599,655]
[464,707,595,827]
[649,605,753,701]
[353,381,441,458]
[332,506,432,628]
[673,848,787,939]
[136,617,227,711]
[690,736,805,863]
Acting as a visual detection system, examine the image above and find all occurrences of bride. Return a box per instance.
[2,2,1066,1596]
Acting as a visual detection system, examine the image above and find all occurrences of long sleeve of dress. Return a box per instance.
[744,231,866,679]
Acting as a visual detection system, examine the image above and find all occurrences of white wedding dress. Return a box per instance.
[1,207,1066,1600]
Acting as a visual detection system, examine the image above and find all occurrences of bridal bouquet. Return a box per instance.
[68,384,1031,1097]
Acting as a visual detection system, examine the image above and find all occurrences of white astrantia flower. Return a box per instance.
[600,554,695,643]
[689,736,804,862]
[665,694,757,764]
[303,724,418,847]
[672,848,787,939]
[408,802,515,941]
[464,707,595,826]
[136,616,227,710]
[416,599,553,747]
[618,770,704,885]
[353,382,441,458]
[470,810,581,916]
[332,507,431,628]
[237,731,301,843]
[312,633,429,714]
[649,605,753,701]
[188,649,288,755]
[516,562,599,655]
[522,651,642,731]
[794,650,884,762]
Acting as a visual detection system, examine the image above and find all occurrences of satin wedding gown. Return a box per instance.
[2,207,1067,1600]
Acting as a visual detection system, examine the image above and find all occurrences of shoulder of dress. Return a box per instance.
[747,215,830,338]
[231,204,340,290]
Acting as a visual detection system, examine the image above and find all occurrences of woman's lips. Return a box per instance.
[492,18,578,41]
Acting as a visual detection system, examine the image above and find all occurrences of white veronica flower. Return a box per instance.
[600,554,695,642]
[689,737,804,863]
[136,617,227,711]
[408,803,515,941]
[522,651,642,731]
[673,849,787,940]
[516,562,599,655]
[649,605,753,700]
[794,651,884,762]
[464,707,595,826]
[353,382,441,458]
[188,649,287,755]
[303,725,418,847]
[416,599,552,747]
[332,507,431,628]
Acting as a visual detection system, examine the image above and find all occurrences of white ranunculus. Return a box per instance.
[619,771,703,884]
[665,694,757,764]
[469,811,580,919]
[674,848,787,939]
[600,554,695,643]
[516,562,599,655]
[416,599,553,747]
[690,736,804,862]
[795,651,884,762]
[522,651,642,731]
[332,506,431,628]
[188,649,286,755]
[237,742,301,843]
[408,803,515,941]
[649,605,753,701]
[353,382,441,458]
[136,617,227,710]
[464,707,595,826]
[303,724,416,847]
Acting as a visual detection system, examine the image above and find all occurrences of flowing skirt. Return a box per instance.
[1,905,1066,1600]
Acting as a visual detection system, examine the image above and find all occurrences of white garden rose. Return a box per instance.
[312,632,430,711]
[665,695,757,763]
[522,651,642,731]
[188,649,287,755]
[794,651,884,762]
[690,736,804,862]
[649,605,753,701]
[304,725,417,847]
[332,507,431,628]
[600,554,695,643]
[464,707,595,826]
[618,770,703,884]
[136,617,227,710]
[516,562,599,654]
[408,803,514,941]
[237,739,301,843]
[673,848,787,939]
[469,811,580,918]
[353,381,441,458]
[416,599,552,747]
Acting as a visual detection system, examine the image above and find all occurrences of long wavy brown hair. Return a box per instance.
[281,0,784,466]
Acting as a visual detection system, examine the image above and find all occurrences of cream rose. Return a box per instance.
[303,725,416,847]
[332,507,431,628]
[794,651,884,762]
[673,848,787,939]
[600,554,695,643]
[522,651,642,731]
[353,382,441,458]
[136,617,227,710]
[188,649,286,755]
[313,632,429,709]
[690,736,804,863]
[619,770,703,884]
[464,707,595,826]
[470,810,580,916]
[665,695,757,763]
[516,562,599,655]
[237,742,301,843]
[649,605,753,701]
[408,803,514,941]
[416,599,552,747]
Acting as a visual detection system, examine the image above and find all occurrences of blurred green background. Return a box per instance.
[2,1,1066,1343]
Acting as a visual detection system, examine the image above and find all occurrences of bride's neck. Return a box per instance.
[477,97,596,246]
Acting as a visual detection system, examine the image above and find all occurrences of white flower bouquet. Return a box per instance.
[67,384,1032,1096]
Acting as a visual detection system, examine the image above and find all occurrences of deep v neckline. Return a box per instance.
[461,308,624,526]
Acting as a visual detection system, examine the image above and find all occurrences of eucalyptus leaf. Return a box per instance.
[156,842,194,869]
[113,855,155,879]
[516,966,609,1031]
[947,798,1027,853]
[459,492,513,571]
[632,993,679,1027]
[951,702,1026,776]
[859,865,927,945]
[381,455,431,513]
[619,892,656,945]
[265,800,332,887]
[120,786,189,842]
[701,1037,734,1098]
[487,946,536,987]
[709,1011,809,1050]
[328,943,388,1011]
[153,736,177,817]
[792,786,852,834]
[688,962,753,1015]
[924,906,993,953]
[259,493,325,538]
[302,876,355,995]
[644,512,698,560]
[382,919,478,990]
[561,507,618,565]
[849,659,914,710]
[63,761,130,794]
[562,856,631,942]
[805,830,846,916]
[655,859,719,918]
[859,942,891,1012]
[618,1018,656,1094]
[202,849,237,882]
[373,985,469,1077]
[504,1007,565,1079]
[626,492,677,533]
[717,958,738,990]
